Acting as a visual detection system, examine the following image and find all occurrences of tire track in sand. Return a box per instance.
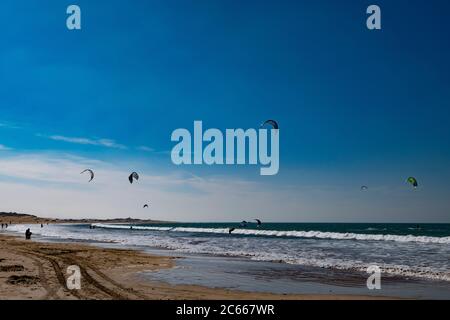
[21,248,133,299]
[74,257,148,299]
[18,251,57,300]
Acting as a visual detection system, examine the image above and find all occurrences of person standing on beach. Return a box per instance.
[25,229,32,240]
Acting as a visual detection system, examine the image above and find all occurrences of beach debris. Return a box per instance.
[80,169,94,182]
[407,177,418,189]
[261,119,279,130]
[128,172,139,184]
[254,219,262,227]
[143,204,149,208]
[0,265,25,272]
[361,186,368,191]
[228,227,235,234]
[7,275,40,285]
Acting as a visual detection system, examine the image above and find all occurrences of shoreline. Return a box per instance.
[0,232,394,300]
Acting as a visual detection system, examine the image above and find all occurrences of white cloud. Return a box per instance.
[0,153,301,221]
[0,121,21,129]
[0,144,12,151]
[137,146,154,152]
[2,153,444,222]
[44,135,127,149]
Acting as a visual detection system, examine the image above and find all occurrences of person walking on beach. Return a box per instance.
[25,228,32,240]
[1,223,3,229]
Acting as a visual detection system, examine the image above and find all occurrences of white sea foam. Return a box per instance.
[92,223,450,244]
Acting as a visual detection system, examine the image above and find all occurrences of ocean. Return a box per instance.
[5,222,450,285]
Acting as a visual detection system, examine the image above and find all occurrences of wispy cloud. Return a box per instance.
[0,144,12,151]
[43,135,127,149]
[0,153,301,221]
[0,121,22,129]
[0,152,445,222]
[136,146,154,152]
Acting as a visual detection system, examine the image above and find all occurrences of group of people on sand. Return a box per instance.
[24,223,47,240]
[1,221,33,240]
[0,220,49,240]
[22,222,49,240]
[1,221,12,228]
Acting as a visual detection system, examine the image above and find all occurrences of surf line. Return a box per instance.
[170,121,279,175]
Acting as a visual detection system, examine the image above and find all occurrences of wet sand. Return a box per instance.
[0,232,395,300]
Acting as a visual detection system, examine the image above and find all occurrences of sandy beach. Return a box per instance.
[0,231,392,300]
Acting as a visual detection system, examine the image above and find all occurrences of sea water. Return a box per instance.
[5,222,450,283]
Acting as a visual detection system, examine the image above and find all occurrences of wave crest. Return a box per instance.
[92,223,450,244]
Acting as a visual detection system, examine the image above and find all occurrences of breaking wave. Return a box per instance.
[92,223,450,244]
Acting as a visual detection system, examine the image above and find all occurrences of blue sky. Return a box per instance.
[0,0,449,222]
